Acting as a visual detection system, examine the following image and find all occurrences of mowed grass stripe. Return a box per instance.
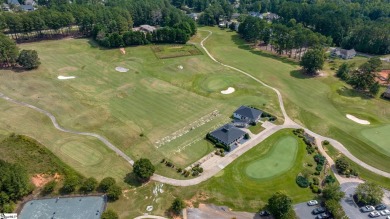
[245,136,298,179]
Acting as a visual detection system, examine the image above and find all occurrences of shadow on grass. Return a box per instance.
[289,70,317,79]
[230,34,299,66]
[336,86,372,100]
[124,172,142,187]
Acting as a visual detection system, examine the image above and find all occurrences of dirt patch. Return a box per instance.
[58,67,78,72]
[31,174,54,188]
[186,192,210,208]
[377,70,390,85]
[120,48,126,55]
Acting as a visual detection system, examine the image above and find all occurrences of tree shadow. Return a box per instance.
[336,86,372,100]
[289,70,317,79]
[0,66,31,73]
[230,34,299,66]
[123,172,142,187]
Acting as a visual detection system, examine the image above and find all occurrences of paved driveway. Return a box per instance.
[340,182,390,219]
[294,202,317,219]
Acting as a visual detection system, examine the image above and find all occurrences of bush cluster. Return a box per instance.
[296,175,309,188]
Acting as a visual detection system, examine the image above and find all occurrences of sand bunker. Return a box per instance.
[346,114,370,125]
[58,76,75,80]
[115,67,129,72]
[178,65,183,70]
[220,87,235,94]
[146,206,153,211]
[120,48,126,54]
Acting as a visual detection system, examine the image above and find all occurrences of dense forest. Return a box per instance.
[0,0,197,47]
[180,0,390,55]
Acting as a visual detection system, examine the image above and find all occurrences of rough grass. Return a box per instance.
[0,134,81,178]
[0,37,281,178]
[245,136,298,179]
[199,27,390,173]
[151,44,202,59]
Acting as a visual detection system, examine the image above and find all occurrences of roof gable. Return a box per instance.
[234,106,263,120]
[210,124,246,145]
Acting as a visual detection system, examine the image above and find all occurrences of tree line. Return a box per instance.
[0,0,197,47]
[237,16,331,59]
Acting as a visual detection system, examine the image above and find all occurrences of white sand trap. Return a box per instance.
[346,114,370,125]
[119,48,126,54]
[115,67,129,72]
[178,65,183,70]
[220,87,235,94]
[58,76,75,80]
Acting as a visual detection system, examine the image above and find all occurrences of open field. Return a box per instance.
[245,136,298,179]
[199,27,390,173]
[151,44,202,59]
[0,37,281,178]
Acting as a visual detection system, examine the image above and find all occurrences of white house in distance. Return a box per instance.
[331,48,357,59]
[233,106,263,124]
[132,25,157,33]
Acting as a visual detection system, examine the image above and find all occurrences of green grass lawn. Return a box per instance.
[248,122,265,134]
[197,130,315,211]
[245,136,298,179]
[324,143,390,189]
[199,27,390,173]
[0,36,281,178]
[361,125,390,156]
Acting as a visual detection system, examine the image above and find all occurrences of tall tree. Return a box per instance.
[322,185,345,202]
[355,182,384,205]
[267,191,294,219]
[300,47,325,75]
[133,158,155,182]
[0,33,19,67]
[170,198,186,215]
[17,50,41,70]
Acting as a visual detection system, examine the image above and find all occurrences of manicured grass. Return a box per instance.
[0,37,281,178]
[245,136,298,179]
[199,27,390,173]
[151,44,202,59]
[324,143,390,189]
[361,125,390,156]
[198,130,315,211]
[248,123,264,134]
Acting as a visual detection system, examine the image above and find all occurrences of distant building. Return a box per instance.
[231,13,240,20]
[332,48,357,59]
[7,0,19,6]
[20,4,34,11]
[2,3,10,11]
[263,12,280,21]
[24,0,36,5]
[209,124,247,146]
[383,86,390,99]
[132,25,157,33]
[249,11,263,19]
[187,13,199,21]
[233,106,263,124]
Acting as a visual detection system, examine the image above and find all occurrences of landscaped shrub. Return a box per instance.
[325,175,336,184]
[314,154,326,165]
[322,140,329,145]
[312,177,319,185]
[184,171,190,177]
[314,171,321,175]
[307,163,313,167]
[296,175,309,188]
[192,171,199,176]
[177,168,182,173]
[316,165,323,172]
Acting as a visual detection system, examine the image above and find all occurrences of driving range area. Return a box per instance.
[19,196,106,219]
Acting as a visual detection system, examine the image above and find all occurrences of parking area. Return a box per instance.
[341,182,390,219]
[294,202,319,219]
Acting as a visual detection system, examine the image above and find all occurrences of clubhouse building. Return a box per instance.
[209,124,247,147]
[233,105,263,126]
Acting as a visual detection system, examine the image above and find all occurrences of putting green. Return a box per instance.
[60,141,103,166]
[198,74,235,92]
[245,136,298,179]
[361,125,390,155]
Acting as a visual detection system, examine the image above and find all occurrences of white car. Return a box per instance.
[387,216,390,219]
[369,211,380,218]
[361,205,376,212]
[307,200,318,206]
[381,210,390,216]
